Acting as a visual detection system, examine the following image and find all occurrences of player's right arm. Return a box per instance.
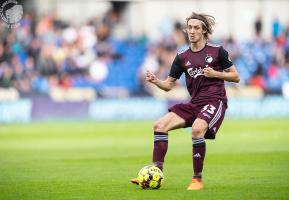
[146,70,177,92]
[146,54,184,92]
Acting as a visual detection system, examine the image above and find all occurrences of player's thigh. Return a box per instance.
[192,118,209,138]
[154,112,186,132]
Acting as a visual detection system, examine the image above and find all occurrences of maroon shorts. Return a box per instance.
[169,100,227,139]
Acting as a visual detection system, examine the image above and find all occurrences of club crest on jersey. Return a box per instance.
[205,55,213,66]
[187,67,204,78]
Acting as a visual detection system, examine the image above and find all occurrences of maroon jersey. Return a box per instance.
[169,43,233,105]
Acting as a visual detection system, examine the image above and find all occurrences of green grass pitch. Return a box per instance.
[0,119,289,200]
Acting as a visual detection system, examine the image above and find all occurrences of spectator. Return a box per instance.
[254,14,263,38]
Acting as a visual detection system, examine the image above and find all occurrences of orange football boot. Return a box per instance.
[131,178,140,185]
[187,178,203,190]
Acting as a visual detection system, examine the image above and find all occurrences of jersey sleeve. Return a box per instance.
[169,55,184,79]
[218,46,233,70]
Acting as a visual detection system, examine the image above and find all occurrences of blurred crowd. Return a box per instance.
[0,10,125,97]
[1,10,289,98]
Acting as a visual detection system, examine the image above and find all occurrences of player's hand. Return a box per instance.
[203,67,217,78]
[146,70,158,84]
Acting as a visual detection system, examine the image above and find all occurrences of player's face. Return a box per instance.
[186,19,206,43]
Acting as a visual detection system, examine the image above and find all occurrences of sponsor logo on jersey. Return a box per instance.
[187,67,204,78]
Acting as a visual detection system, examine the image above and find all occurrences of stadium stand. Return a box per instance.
[1,9,289,100]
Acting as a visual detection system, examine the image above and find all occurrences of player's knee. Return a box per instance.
[192,126,205,138]
[153,121,167,133]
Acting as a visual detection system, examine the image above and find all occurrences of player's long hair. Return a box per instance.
[185,12,216,40]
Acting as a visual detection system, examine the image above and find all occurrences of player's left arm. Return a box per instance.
[203,46,240,83]
[203,65,240,83]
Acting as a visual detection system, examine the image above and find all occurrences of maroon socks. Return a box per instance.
[192,138,206,179]
[152,132,168,171]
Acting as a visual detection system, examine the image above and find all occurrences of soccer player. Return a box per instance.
[131,12,240,190]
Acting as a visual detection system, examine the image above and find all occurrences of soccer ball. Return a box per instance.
[137,165,164,189]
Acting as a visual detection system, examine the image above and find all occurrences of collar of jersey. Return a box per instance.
[190,42,207,53]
